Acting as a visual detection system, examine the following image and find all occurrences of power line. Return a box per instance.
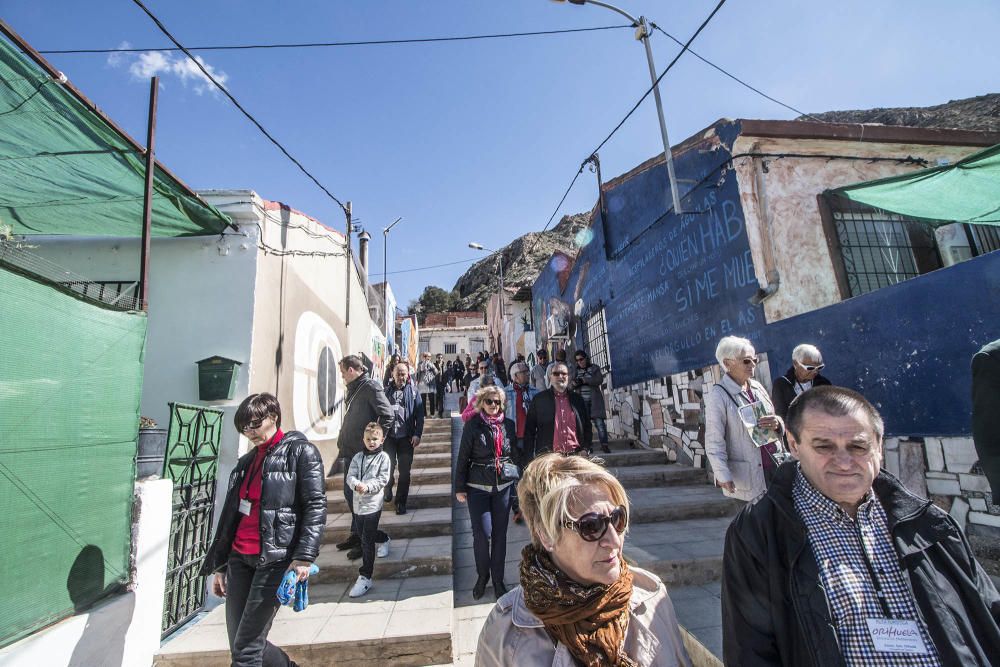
[38,24,633,54]
[649,22,821,122]
[128,0,349,217]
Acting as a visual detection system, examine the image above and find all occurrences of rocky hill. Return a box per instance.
[452,212,590,310]
[800,93,999,132]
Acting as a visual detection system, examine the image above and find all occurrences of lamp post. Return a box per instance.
[383,216,403,353]
[469,242,505,354]
[550,0,683,214]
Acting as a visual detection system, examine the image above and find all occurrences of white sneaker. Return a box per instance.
[377,537,391,558]
[349,575,372,598]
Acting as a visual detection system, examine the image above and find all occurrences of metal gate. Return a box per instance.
[161,403,224,636]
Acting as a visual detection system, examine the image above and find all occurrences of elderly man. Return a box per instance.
[523,362,593,462]
[466,358,493,401]
[383,361,425,516]
[771,343,832,418]
[529,349,549,390]
[722,385,1000,666]
[504,362,540,523]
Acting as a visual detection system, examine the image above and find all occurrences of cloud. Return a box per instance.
[107,41,229,96]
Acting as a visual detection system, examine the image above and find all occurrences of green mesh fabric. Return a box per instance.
[0,35,229,237]
[0,264,147,647]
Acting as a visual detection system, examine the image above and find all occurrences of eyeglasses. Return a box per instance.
[551,371,568,376]
[740,357,759,366]
[240,418,265,432]
[564,506,628,542]
[799,362,825,372]
[483,398,501,407]
[575,357,587,361]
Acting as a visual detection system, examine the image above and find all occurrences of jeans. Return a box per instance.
[594,418,608,444]
[421,391,436,417]
[384,436,414,505]
[436,387,445,417]
[344,470,388,543]
[225,553,293,667]
[467,486,512,585]
[357,510,382,578]
[510,438,524,512]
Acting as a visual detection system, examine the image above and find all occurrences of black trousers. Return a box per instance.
[344,469,388,543]
[421,391,436,417]
[225,553,292,667]
[384,435,414,505]
[357,510,382,579]
[435,387,446,416]
[467,486,512,585]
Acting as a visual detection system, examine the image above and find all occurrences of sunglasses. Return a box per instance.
[740,357,759,365]
[799,362,825,372]
[564,506,628,542]
[551,371,569,376]
[483,398,501,407]
[240,418,265,432]
[575,357,587,361]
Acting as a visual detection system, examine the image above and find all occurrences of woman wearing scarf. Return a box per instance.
[455,385,518,600]
[476,454,691,667]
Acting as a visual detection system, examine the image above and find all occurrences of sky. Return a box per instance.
[3,0,998,307]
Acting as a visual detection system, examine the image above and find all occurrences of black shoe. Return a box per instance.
[336,534,360,551]
[395,502,407,515]
[384,489,393,503]
[493,582,508,599]
[601,444,611,454]
[512,510,524,525]
[472,574,490,600]
[346,546,362,560]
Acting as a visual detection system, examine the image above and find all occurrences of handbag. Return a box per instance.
[500,460,520,482]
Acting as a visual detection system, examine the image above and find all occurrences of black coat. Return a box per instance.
[202,431,327,574]
[455,415,517,493]
[523,388,593,462]
[384,380,425,440]
[972,339,1000,497]
[336,376,394,467]
[770,368,831,418]
[722,462,1000,667]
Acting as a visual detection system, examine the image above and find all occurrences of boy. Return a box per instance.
[346,422,391,597]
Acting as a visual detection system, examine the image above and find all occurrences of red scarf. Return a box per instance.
[480,411,505,473]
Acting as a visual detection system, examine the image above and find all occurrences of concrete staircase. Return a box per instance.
[155,416,457,667]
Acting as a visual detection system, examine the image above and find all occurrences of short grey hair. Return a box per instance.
[792,344,822,364]
[715,336,754,367]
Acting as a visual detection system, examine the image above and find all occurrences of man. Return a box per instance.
[972,338,1000,497]
[571,350,611,454]
[523,362,593,462]
[383,361,425,515]
[723,385,1000,666]
[530,349,549,390]
[434,353,447,417]
[504,362,540,523]
[546,348,568,381]
[466,358,493,401]
[334,355,394,558]
[771,343,832,418]
[415,352,438,418]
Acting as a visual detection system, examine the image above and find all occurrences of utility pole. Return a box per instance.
[345,201,352,326]
[138,76,158,311]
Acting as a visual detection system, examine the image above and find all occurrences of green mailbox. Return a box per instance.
[196,356,242,401]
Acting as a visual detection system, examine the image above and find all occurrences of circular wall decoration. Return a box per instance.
[293,311,344,441]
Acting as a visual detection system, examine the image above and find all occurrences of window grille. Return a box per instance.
[418,339,430,354]
[444,342,457,354]
[585,307,611,373]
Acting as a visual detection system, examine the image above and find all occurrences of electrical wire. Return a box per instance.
[649,23,821,122]
[129,0,349,217]
[38,24,633,54]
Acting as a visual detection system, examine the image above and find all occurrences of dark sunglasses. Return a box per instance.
[575,356,587,361]
[740,357,759,365]
[240,418,265,432]
[551,371,569,376]
[483,398,502,407]
[564,506,628,542]
[799,362,825,372]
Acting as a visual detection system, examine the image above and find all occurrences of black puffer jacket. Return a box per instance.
[202,431,327,574]
[334,376,393,471]
[770,367,831,418]
[455,415,517,493]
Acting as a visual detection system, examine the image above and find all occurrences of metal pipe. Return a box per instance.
[638,16,683,214]
[345,201,352,326]
[383,216,403,351]
[138,76,158,310]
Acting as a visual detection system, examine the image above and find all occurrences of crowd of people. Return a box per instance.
[201,338,1000,666]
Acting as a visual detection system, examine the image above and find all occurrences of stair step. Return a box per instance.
[625,516,732,586]
[327,484,452,513]
[606,464,707,489]
[324,507,452,542]
[154,577,453,667]
[628,485,743,524]
[595,448,668,467]
[315,535,453,583]
[327,466,452,491]
[415,442,451,454]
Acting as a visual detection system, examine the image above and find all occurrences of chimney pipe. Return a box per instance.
[358,229,371,286]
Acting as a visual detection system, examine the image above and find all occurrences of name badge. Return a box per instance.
[866,618,929,654]
[238,499,252,516]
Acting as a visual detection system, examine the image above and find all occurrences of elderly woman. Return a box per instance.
[704,336,784,502]
[201,393,326,667]
[476,454,691,666]
[455,385,518,600]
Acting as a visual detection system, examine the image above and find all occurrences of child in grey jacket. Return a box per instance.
[346,422,391,597]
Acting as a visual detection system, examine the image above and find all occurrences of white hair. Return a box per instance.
[715,336,754,367]
[792,344,822,364]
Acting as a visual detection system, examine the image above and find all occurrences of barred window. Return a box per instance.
[585,307,611,373]
[444,342,457,354]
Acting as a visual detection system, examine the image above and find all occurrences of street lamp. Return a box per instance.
[469,242,506,354]
[550,0,683,214]
[383,216,403,352]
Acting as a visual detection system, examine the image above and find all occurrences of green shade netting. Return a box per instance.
[828,143,1000,226]
[0,35,229,237]
[0,264,147,647]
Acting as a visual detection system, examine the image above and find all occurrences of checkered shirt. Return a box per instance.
[792,469,942,666]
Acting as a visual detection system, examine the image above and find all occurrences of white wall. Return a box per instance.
[420,326,488,359]
[0,479,172,667]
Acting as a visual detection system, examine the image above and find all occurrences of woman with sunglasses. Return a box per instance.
[705,336,785,502]
[201,393,327,667]
[455,385,518,600]
[770,343,831,418]
[476,453,691,666]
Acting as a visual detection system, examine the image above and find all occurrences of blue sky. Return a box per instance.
[4,0,997,307]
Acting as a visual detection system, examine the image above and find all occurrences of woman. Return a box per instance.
[383,353,401,387]
[453,356,465,392]
[476,454,691,666]
[201,393,327,667]
[455,385,518,600]
[704,336,784,502]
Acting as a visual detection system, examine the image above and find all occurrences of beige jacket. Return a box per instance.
[475,566,692,667]
[704,374,773,502]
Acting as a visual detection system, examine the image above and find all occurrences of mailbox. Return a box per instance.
[196,356,242,401]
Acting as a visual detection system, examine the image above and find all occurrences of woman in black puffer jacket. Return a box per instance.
[201,393,326,667]
[454,385,518,601]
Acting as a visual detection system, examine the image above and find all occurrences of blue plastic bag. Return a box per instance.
[276,563,319,611]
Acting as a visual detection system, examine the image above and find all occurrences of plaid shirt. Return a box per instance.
[793,469,942,666]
